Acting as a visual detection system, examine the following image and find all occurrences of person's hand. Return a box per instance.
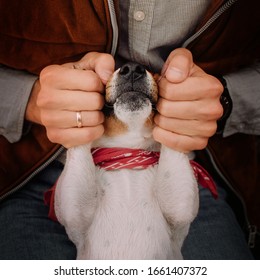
[153,48,223,153]
[25,52,115,148]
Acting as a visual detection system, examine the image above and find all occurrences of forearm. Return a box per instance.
[223,63,260,137]
[0,64,38,143]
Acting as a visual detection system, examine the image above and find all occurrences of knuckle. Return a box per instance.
[208,122,218,136]
[195,137,209,150]
[46,129,60,144]
[210,77,224,96]
[199,102,223,120]
[39,65,58,84]
[203,122,218,137]
[210,102,224,120]
[215,103,224,119]
[156,99,170,115]
[38,67,60,108]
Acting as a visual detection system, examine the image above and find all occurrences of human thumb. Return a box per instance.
[163,48,193,83]
[74,52,115,84]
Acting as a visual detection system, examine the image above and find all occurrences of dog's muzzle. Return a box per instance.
[104,62,158,113]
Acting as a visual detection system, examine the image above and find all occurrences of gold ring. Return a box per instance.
[76,111,83,128]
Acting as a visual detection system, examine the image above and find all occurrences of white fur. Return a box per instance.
[54,68,199,259]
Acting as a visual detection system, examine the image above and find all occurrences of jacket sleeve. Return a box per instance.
[0,65,38,143]
[223,62,260,137]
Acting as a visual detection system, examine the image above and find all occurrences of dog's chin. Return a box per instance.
[113,91,153,124]
[115,91,151,110]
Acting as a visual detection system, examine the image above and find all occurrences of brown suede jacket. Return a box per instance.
[0,0,260,250]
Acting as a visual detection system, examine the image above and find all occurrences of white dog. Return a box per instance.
[54,62,199,259]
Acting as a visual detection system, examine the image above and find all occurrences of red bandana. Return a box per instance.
[91,148,160,170]
[190,160,218,199]
[44,147,217,222]
[91,147,217,198]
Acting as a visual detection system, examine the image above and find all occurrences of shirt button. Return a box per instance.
[134,10,145,21]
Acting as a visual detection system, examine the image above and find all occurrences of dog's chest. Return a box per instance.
[96,167,156,205]
[83,167,174,259]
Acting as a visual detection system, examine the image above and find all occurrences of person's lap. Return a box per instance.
[0,160,76,260]
[182,184,253,259]
[0,160,253,260]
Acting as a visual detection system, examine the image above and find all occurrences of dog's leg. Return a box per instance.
[54,144,97,257]
[156,145,199,253]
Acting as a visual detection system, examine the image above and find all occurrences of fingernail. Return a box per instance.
[166,67,185,81]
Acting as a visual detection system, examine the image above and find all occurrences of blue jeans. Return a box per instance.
[0,160,253,260]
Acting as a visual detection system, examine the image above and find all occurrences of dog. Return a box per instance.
[54,62,199,259]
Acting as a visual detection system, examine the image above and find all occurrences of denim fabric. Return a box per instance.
[0,160,253,260]
[0,160,76,260]
[182,185,253,260]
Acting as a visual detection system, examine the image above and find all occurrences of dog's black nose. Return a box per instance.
[119,62,146,81]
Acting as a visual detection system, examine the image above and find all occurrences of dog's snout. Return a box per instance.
[105,62,158,109]
[119,62,146,81]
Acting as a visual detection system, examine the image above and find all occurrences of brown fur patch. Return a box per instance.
[145,111,155,129]
[147,72,159,104]
[105,79,113,103]
[104,115,128,137]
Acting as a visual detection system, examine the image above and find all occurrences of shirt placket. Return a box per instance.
[128,0,155,67]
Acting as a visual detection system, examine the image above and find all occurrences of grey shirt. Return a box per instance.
[0,65,38,142]
[117,0,210,72]
[1,0,260,143]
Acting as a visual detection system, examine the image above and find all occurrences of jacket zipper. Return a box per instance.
[182,0,257,248]
[107,0,119,57]
[0,146,65,201]
[203,148,257,248]
[182,0,238,48]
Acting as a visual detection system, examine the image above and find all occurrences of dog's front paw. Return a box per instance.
[54,143,98,246]
[156,145,199,226]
